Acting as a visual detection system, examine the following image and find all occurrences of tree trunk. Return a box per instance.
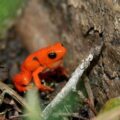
[16,0,120,108]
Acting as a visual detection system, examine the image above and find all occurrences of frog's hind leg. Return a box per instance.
[12,71,32,92]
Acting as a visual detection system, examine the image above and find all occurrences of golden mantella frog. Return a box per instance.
[12,42,67,92]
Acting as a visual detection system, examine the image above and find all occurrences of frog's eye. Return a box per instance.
[48,52,57,59]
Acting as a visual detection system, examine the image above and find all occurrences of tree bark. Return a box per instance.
[16,0,120,108]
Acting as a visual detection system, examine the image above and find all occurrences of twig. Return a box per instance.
[0,81,30,110]
[84,76,94,107]
[84,76,97,116]
[77,90,97,116]
[85,100,97,116]
[9,114,29,119]
[43,41,103,119]
[59,112,89,120]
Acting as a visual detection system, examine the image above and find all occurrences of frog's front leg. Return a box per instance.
[32,67,54,92]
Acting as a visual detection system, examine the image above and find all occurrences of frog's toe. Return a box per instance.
[40,85,54,92]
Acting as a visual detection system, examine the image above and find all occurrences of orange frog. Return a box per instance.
[12,42,66,92]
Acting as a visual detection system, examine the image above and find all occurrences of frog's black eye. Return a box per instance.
[48,52,57,59]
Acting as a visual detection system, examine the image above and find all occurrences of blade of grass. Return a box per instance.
[25,88,43,120]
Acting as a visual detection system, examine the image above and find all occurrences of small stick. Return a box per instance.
[59,112,89,120]
[0,81,30,111]
[84,75,95,107]
[9,114,29,119]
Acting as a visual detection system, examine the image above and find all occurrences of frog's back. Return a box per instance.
[21,51,41,72]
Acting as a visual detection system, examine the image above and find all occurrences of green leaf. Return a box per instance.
[43,79,87,120]
[45,90,81,120]
[0,0,27,38]
[95,98,120,120]
[99,97,120,114]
